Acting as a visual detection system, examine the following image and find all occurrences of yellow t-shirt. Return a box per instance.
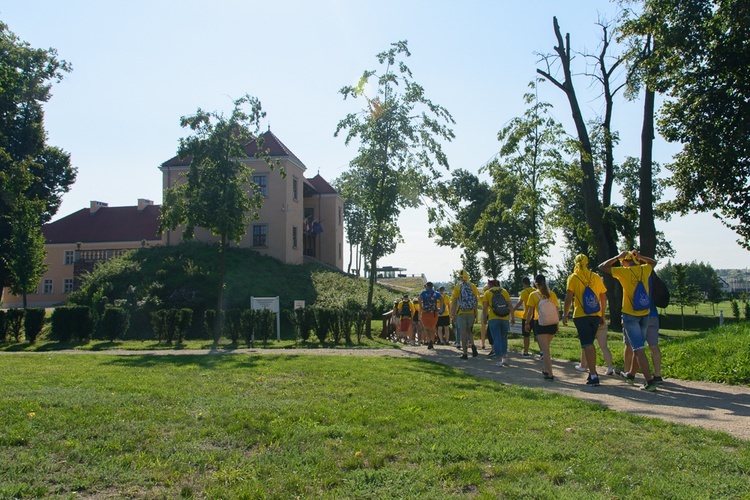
[612,264,652,316]
[566,271,607,318]
[526,290,559,321]
[439,293,451,317]
[483,287,512,320]
[519,286,535,306]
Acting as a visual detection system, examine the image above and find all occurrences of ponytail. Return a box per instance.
[535,274,550,298]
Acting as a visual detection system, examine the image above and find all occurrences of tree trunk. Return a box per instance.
[213,235,227,346]
[639,87,657,258]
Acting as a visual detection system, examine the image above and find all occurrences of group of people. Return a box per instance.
[391,249,664,392]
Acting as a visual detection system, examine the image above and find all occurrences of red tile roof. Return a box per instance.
[161,130,304,168]
[43,205,162,244]
[305,174,338,195]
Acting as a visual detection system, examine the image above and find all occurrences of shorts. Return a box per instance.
[399,318,411,332]
[437,315,450,327]
[421,311,439,328]
[533,320,557,336]
[624,315,659,347]
[622,313,649,351]
[521,319,531,338]
[454,313,475,330]
[573,316,600,348]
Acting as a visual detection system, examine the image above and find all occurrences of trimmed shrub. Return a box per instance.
[175,308,193,345]
[299,307,315,342]
[51,306,93,342]
[6,309,24,343]
[240,309,256,346]
[731,300,740,320]
[101,307,131,341]
[223,309,242,345]
[314,307,335,344]
[23,308,46,344]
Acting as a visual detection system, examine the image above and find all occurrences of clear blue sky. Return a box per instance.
[3,1,748,281]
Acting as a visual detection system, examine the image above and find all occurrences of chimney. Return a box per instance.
[137,198,154,211]
[90,201,108,214]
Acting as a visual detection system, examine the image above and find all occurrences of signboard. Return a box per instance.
[294,300,305,310]
[250,296,281,341]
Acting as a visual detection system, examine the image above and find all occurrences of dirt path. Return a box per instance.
[5,345,749,440]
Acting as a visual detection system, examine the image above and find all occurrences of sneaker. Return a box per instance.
[520,352,532,357]
[501,358,509,367]
[535,353,544,361]
[471,344,478,357]
[542,371,554,381]
[604,367,615,376]
[496,360,504,367]
[652,376,664,385]
[574,364,588,372]
[427,342,434,350]
[460,353,468,360]
[641,380,657,392]
[620,371,636,385]
[487,350,496,357]
[586,375,600,387]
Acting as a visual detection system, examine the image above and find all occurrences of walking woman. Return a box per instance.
[524,274,559,380]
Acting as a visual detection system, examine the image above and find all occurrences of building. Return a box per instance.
[2,131,344,308]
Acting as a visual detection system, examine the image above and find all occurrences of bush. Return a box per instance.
[175,309,193,344]
[731,300,740,320]
[298,307,315,342]
[314,307,335,344]
[240,309,256,346]
[255,309,276,345]
[223,309,242,345]
[101,307,131,341]
[23,308,46,344]
[745,302,750,321]
[5,309,24,343]
[0,310,6,343]
[51,306,94,342]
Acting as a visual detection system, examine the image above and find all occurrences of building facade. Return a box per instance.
[2,131,344,308]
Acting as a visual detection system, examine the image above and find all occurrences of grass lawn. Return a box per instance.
[2,354,749,498]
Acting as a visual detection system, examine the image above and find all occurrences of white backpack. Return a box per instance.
[535,292,559,326]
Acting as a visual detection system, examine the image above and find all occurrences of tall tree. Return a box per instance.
[537,17,621,322]
[495,83,563,276]
[159,94,280,344]
[335,40,455,337]
[0,21,76,296]
[622,0,750,249]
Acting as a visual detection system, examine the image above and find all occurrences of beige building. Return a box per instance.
[2,131,344,308]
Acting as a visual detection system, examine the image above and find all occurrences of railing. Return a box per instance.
[76,249,132,262]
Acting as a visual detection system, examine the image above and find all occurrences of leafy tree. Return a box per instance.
[621,0,750,249]
[159,94,280,344]
[671,263,702,330]
[335,40,454,337]
[2,196,47,308]
[0,21,76,293]
[494,84,563,276]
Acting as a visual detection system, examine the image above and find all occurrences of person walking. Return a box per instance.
[510,277,536,357]
[437,286,452,345]
[599,250,659,392]
[419,282,444,350]
[482,281,512,367]
[562,254,609,387]
[450,270,480,360]
[524,274,559,380]
[396,294,414,345]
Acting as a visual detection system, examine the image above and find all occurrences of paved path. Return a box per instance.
[5,345,749,440]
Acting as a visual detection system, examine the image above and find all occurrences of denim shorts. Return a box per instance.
[624,315,659,347]
[455,313,475,330]
[622,313,649,351]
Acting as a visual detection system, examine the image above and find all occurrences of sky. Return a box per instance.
[3,0,749,282]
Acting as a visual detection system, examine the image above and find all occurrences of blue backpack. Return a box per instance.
[631,268,651,311]
[422,290,439,313]
[574,274,601,315]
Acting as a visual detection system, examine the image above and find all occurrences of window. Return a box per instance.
[338,206,342,226]
[292,226,298,249]
[63,278,74,294]
[338,243,342,259]
[292,177,299,201]
[253,175,267,197]
[43,279,53,294]
[252,225,267,247]
[64,250,75,265]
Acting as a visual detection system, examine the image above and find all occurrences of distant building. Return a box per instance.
[2,131,344,308]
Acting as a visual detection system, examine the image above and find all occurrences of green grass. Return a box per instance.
[1,354,749,498]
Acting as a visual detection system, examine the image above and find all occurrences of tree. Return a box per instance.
[495,83,563,276]
[335,40,455,337]
[0,21,76,295]
[159,94,280,344]
[2,196,47,308]
[671,263,702,330]
[333,177,368,276]
[622,0,750,249]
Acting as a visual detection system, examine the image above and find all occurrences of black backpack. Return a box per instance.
[650,273,670,308]
[399,301,411,318]
[490,287,510,316]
